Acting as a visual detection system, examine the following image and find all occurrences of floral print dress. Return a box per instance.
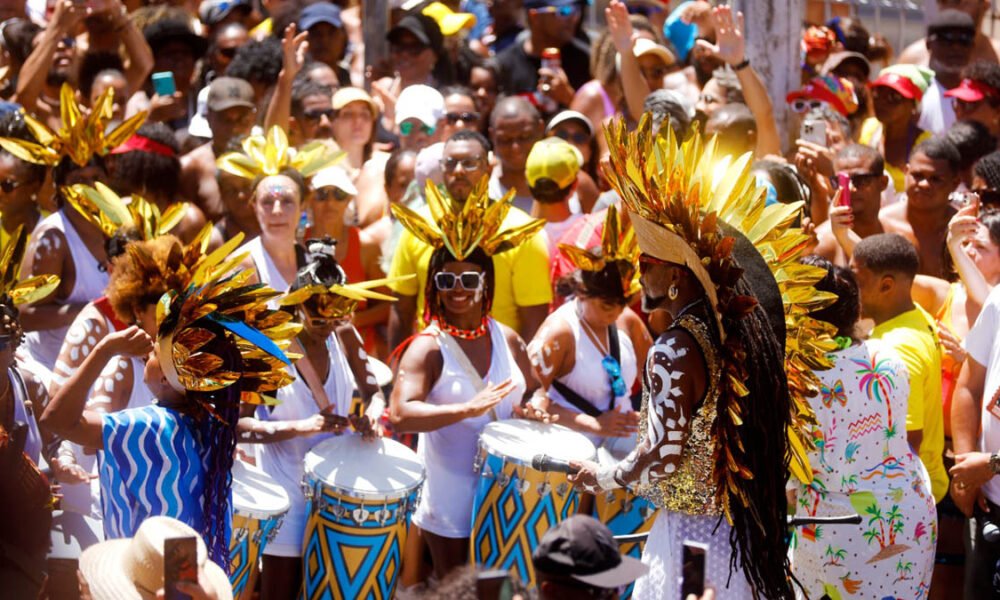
[790,339,937,600]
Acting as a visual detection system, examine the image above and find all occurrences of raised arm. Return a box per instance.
[264,25,308,134]
[39,326,153,450]
[947,200,992,309]
[18,228,84,332]
[14,0,86,109]
[49,307,110,397]
[606,0,648,122]
[114,2,154,95]
[569,329,705,491]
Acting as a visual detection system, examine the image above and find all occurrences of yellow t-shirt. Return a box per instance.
[387,204,553,332]
[871,305,947,502]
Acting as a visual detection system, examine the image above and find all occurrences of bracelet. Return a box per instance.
[732,58,751,72]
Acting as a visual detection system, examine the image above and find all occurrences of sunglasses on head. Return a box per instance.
[0,179,25,194]
[445,111,481,124]
[552,129,589,144]
[316,186,352,202]
[400,121,436,137]
[530,4,578,16]
[434,271,484,291]
[790,99,824,113]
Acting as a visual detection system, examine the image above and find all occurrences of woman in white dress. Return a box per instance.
[238,239,382,600]
[528,206,640,446]
[789,256,936,599]
[388,183,547,580]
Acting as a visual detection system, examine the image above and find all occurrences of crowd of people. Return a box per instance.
[2,0,1000,598]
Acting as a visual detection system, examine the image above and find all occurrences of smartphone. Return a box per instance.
[476,569,514,600]
[800,119,827,146]
[152,72,177,97]
[949,190,977,209]
[45,557,80,599]
[163,536,198,600]
[836,172,851,208]
[680,540,708,599]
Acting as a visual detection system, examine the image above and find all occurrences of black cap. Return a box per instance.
[928,9,976,34]
[387,13,443,56]
[143,19,209,57]
[532,515,648,588]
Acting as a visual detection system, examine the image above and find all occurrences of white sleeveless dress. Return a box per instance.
[411,319,525,539]
[256,334,356,557]
[242,236,291,307]
[23,210,109,371]
[547,299,638,446]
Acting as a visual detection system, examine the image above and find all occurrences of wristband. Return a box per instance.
[732,58,751,72]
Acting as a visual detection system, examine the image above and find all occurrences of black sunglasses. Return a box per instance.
[302,108,336,121]
[930,30,974,47]
[446,111,481,124]
[830,173,880,189]
[316,187,352,202]
[553,129,590,144]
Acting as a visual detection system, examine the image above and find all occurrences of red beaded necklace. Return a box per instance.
[434,317,489,340]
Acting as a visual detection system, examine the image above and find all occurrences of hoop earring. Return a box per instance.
[668,285,679,300]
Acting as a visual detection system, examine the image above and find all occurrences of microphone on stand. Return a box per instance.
[531,454,580,475]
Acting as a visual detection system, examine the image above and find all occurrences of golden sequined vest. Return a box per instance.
[636,314,723,515]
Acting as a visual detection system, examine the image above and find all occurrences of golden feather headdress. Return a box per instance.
[391,178,545,260]
[0,84,146,167]
[558,205,641,297]
[63,182,186,241]
[603,117,839,509]
[139,226,301,408]
[279,238,415,319]
[216,126,344,181]
[0,220,59,309]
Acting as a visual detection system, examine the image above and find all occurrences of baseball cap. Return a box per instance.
[532,515,649,588]
[871,64,934,102]
[387,14,444,56]
[332,87,378,117]
[207,76,255,112]
[546,110,594,137]
[786,75,858,117]
[421,2,476,37]
[312,165,358,195]
[395,85,445,128]
[299,2,343,31]
[633,38,676,66]
[820,51,871,81]
[928,8,976,35]
[945,78,1000,103]
[199,0,251,26]
[526,137,583,188]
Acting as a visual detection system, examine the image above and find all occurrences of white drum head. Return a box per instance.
[368,358,392,388]
[479,420,596,466]
[49,510,104,559]
[304,435,424,500]
[232,459,291,517]
[597,434,639,466]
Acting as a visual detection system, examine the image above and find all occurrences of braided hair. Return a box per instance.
[424,246,496,326]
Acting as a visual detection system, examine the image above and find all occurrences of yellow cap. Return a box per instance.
[526,138,583,188]
[421,2,476,37]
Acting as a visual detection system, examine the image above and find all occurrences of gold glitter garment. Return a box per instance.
[638,313,723,516]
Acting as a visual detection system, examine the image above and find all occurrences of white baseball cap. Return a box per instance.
[395,84,445,129]
[311,166,358,195]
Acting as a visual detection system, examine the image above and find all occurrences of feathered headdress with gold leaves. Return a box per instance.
[63,182,185,241]
[216,126,344,181]
[139,226,301,408]
[0,84,146,167]
[279,238,414,319]
[558,205,640,298]
[604,116,838,495]
[391,178,545,261]
[0,217,60,344]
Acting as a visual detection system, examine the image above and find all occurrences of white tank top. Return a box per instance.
[548,299,638,445]
[23,210,109,370]
[243,236,292,304]
[412,319,525,538]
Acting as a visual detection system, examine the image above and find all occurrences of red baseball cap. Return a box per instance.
[945,78,1000,103]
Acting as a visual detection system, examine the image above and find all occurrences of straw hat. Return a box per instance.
[80,517,233,600]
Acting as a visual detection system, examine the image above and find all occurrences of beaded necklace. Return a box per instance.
[434,316,489,340]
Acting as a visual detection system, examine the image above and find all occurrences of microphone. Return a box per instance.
[531,454,579,474]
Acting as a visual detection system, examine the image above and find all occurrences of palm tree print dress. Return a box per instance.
[790,339,937,600]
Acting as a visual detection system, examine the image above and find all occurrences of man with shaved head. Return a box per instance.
[489,96,546,213]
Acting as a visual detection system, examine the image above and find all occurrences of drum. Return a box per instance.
[229,460,290,600]
[470,420,596,586]
[300,435,424,600]
[593,436,659,599]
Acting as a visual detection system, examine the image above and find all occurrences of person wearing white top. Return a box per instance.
[951,283,1000,598]
[238,241,380,600]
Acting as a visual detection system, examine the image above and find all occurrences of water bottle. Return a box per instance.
[534,47,561,114]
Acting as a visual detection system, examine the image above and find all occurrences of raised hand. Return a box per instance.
[102,325,154,358]
[947,195,980,249]
[281,24,310,79]
[605,0,634,54]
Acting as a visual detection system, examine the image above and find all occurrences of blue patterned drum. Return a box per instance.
[300,435,424,600]
[229,460,290,600]
[593,436,658,599]
[471,420,596,587]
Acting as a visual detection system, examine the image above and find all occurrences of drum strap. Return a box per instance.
[550,325,620,417]
[292,339,333,413]
[430,324,498,422]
